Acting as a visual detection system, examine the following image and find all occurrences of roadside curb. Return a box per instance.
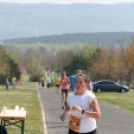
[36,85,48,134]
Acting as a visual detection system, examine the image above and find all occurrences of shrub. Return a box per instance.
[29,73,44,82]
[0,74,6,84]
[49,82,56,87]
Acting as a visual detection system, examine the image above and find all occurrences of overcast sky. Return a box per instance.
[0,0,134,4]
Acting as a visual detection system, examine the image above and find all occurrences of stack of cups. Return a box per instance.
[15,105,19,114]
[2,107,7,114]
[15,106,19,111]
[20,107,25,115]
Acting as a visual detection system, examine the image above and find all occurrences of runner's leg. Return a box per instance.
[62,91,65,109]
[57,85,59,93]
[65,90,68,107]
[56,85,59,94]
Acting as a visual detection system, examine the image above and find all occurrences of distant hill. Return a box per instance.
[2,32,134,46]
[0,2,134,40]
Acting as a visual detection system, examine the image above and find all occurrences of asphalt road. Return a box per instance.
[38,87,134,134]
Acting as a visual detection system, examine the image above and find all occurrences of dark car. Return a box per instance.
[93,80,129,93]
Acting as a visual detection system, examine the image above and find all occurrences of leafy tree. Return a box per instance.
[0,45,21,84]
[54,49,75,73]
[89,47,106,80]
[89,46,118,81]
[104,46,118,80]
[82,43,97,58]
[119,36,134,86]
[24,50,45,74]
[64,55,90,76]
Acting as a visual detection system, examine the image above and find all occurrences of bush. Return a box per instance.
[29,73,44,82]
[49,82,56,87]
[0,74,6,84]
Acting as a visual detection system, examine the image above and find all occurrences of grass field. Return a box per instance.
[95,89,134,113]
[0,82,44,134]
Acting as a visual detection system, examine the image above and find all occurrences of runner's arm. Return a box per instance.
[72,98,101,119]
[60,105,71,120]
[85,98,101,119]
[60,79,63,84]
[64,104,71,115]
[65,77,70,84]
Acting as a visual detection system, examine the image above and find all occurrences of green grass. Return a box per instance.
[94,89,134,113]
[0,82,44,134]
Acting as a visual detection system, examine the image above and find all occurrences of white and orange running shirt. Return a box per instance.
[67,90,96,133]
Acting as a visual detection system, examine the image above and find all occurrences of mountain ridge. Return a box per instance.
[2,32,134,46]
[0,3,134,40]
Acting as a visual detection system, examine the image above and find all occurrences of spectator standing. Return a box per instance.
[5,77,9,90]
[12,76,16,90]
[17,79,20,86]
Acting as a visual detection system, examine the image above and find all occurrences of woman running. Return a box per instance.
[60,71,69,109]
[55,75,60,94]
[60,74,101,134]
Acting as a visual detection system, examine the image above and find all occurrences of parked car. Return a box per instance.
[93,80,129,93]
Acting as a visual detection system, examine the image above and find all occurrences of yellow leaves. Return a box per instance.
[90,46,119,79]
[90,36,134,81]
[120,36,134,72]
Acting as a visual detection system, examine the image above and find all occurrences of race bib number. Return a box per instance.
[63,82,67,87]
[68,115,82,131]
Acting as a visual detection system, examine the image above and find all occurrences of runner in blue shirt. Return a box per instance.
[70,69,82,92]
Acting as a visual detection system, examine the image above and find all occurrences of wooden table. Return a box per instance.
[0,109,26,134]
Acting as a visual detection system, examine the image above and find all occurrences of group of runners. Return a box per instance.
[39,69,101,134]
[60,71,101,134]
[55,69,93,109]
[56,69,101,134]
[39,77,51,89]
[57,69,101,134]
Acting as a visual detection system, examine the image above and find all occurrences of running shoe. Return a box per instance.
[64,102,67,107]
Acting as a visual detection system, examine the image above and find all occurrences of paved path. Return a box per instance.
[38,87,134,134]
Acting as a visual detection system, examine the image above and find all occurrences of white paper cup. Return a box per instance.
[12,110,16,115]
[20,107,24,111]
[20,107,25,114]
[2,107,7,114]
[15,106,19,111]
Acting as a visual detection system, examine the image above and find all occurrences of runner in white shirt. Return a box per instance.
[60,74,101,134]
[88,81,93,92]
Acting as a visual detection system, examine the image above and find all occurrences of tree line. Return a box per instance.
[1,36,134,87]
[64,37,134,87]
[2,32,134,47]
